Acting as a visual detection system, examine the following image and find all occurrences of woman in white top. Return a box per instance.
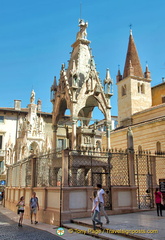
[91,191,103,230]
[16,196,25,227]
[97,184,109,224]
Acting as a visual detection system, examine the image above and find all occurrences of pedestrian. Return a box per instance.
[16,196,25,227]
[97,184,109,224]
[30,192,39,224]
[90,191,103,230]
[154,188,163,217]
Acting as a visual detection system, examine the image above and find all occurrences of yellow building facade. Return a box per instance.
[104,30,165,187]
[104,29,165,155]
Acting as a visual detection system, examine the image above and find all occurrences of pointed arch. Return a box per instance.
[29,142,39,154]
[54,98,72,125]
[141,83,145,94]
[77,95,106,125]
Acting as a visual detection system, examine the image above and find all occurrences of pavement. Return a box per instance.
[70,210,165,240]
[0,205,96,240]
[0,205,165,240]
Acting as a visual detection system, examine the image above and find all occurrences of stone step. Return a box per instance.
[64,219,153,240]
[63,222,146,240]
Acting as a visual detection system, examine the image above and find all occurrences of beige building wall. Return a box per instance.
[117,78,152,126]
[117,78,132,124]
[0,112,19,152]
[133,104,165,125]
[110,117,165,153]
[152,82,165,106]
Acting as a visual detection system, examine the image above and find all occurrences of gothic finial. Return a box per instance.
[116,64,122,82]
[129,24,132,35]
[72,60,76,72]
[61,63,65,70]
[104,68,113,94]
[106,68,111,80]
[144,61,151,79]
[104,68,112,85]
[30,90,35,104]
[53,76,57,87]
[37,99,42,111]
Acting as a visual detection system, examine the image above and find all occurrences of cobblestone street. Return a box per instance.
[0,211,63,240]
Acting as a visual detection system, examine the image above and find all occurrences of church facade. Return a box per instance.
[107,30,165,187]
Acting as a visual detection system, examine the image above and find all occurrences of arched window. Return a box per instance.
[122,84,126,96]
[156,141,161,155]
[137,83,140,93]
[141,83,145,94]
[29,142,39,154]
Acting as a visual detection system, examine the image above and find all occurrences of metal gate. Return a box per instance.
[135,153,154,209]
[92,172,111,210]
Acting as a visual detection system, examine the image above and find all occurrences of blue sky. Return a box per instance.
[0,0,165,118]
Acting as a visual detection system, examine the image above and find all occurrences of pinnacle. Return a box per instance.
[123,32,143,78]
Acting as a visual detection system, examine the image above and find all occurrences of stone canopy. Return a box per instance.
[51,20,113,150]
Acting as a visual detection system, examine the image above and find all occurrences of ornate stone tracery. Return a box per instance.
[51,20,113,150]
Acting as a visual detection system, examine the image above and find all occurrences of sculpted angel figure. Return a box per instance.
[30,90,35,104]
[76,19,88,40]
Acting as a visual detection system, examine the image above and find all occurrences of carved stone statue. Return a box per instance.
[127,127,134,151]
[76,19,88,40]
[30,90,35,104]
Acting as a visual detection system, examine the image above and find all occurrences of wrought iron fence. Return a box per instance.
[35,151,62,187]
[23,157,32,187]
[110,152,129,186]
[68,149,129,187]
[155,154,165,185]
[135,153,154,209]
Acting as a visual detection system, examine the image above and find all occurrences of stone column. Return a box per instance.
[127,127,135,185]
[106,122,111,149]
[62,150,69,187]
[128,150,135,186]
[52,125,58,151]
[72,120,77,150]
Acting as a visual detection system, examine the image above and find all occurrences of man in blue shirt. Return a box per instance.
[29,192,39,224]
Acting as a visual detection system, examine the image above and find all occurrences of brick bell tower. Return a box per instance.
[116,29,152,127]
[51,20,113,150]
